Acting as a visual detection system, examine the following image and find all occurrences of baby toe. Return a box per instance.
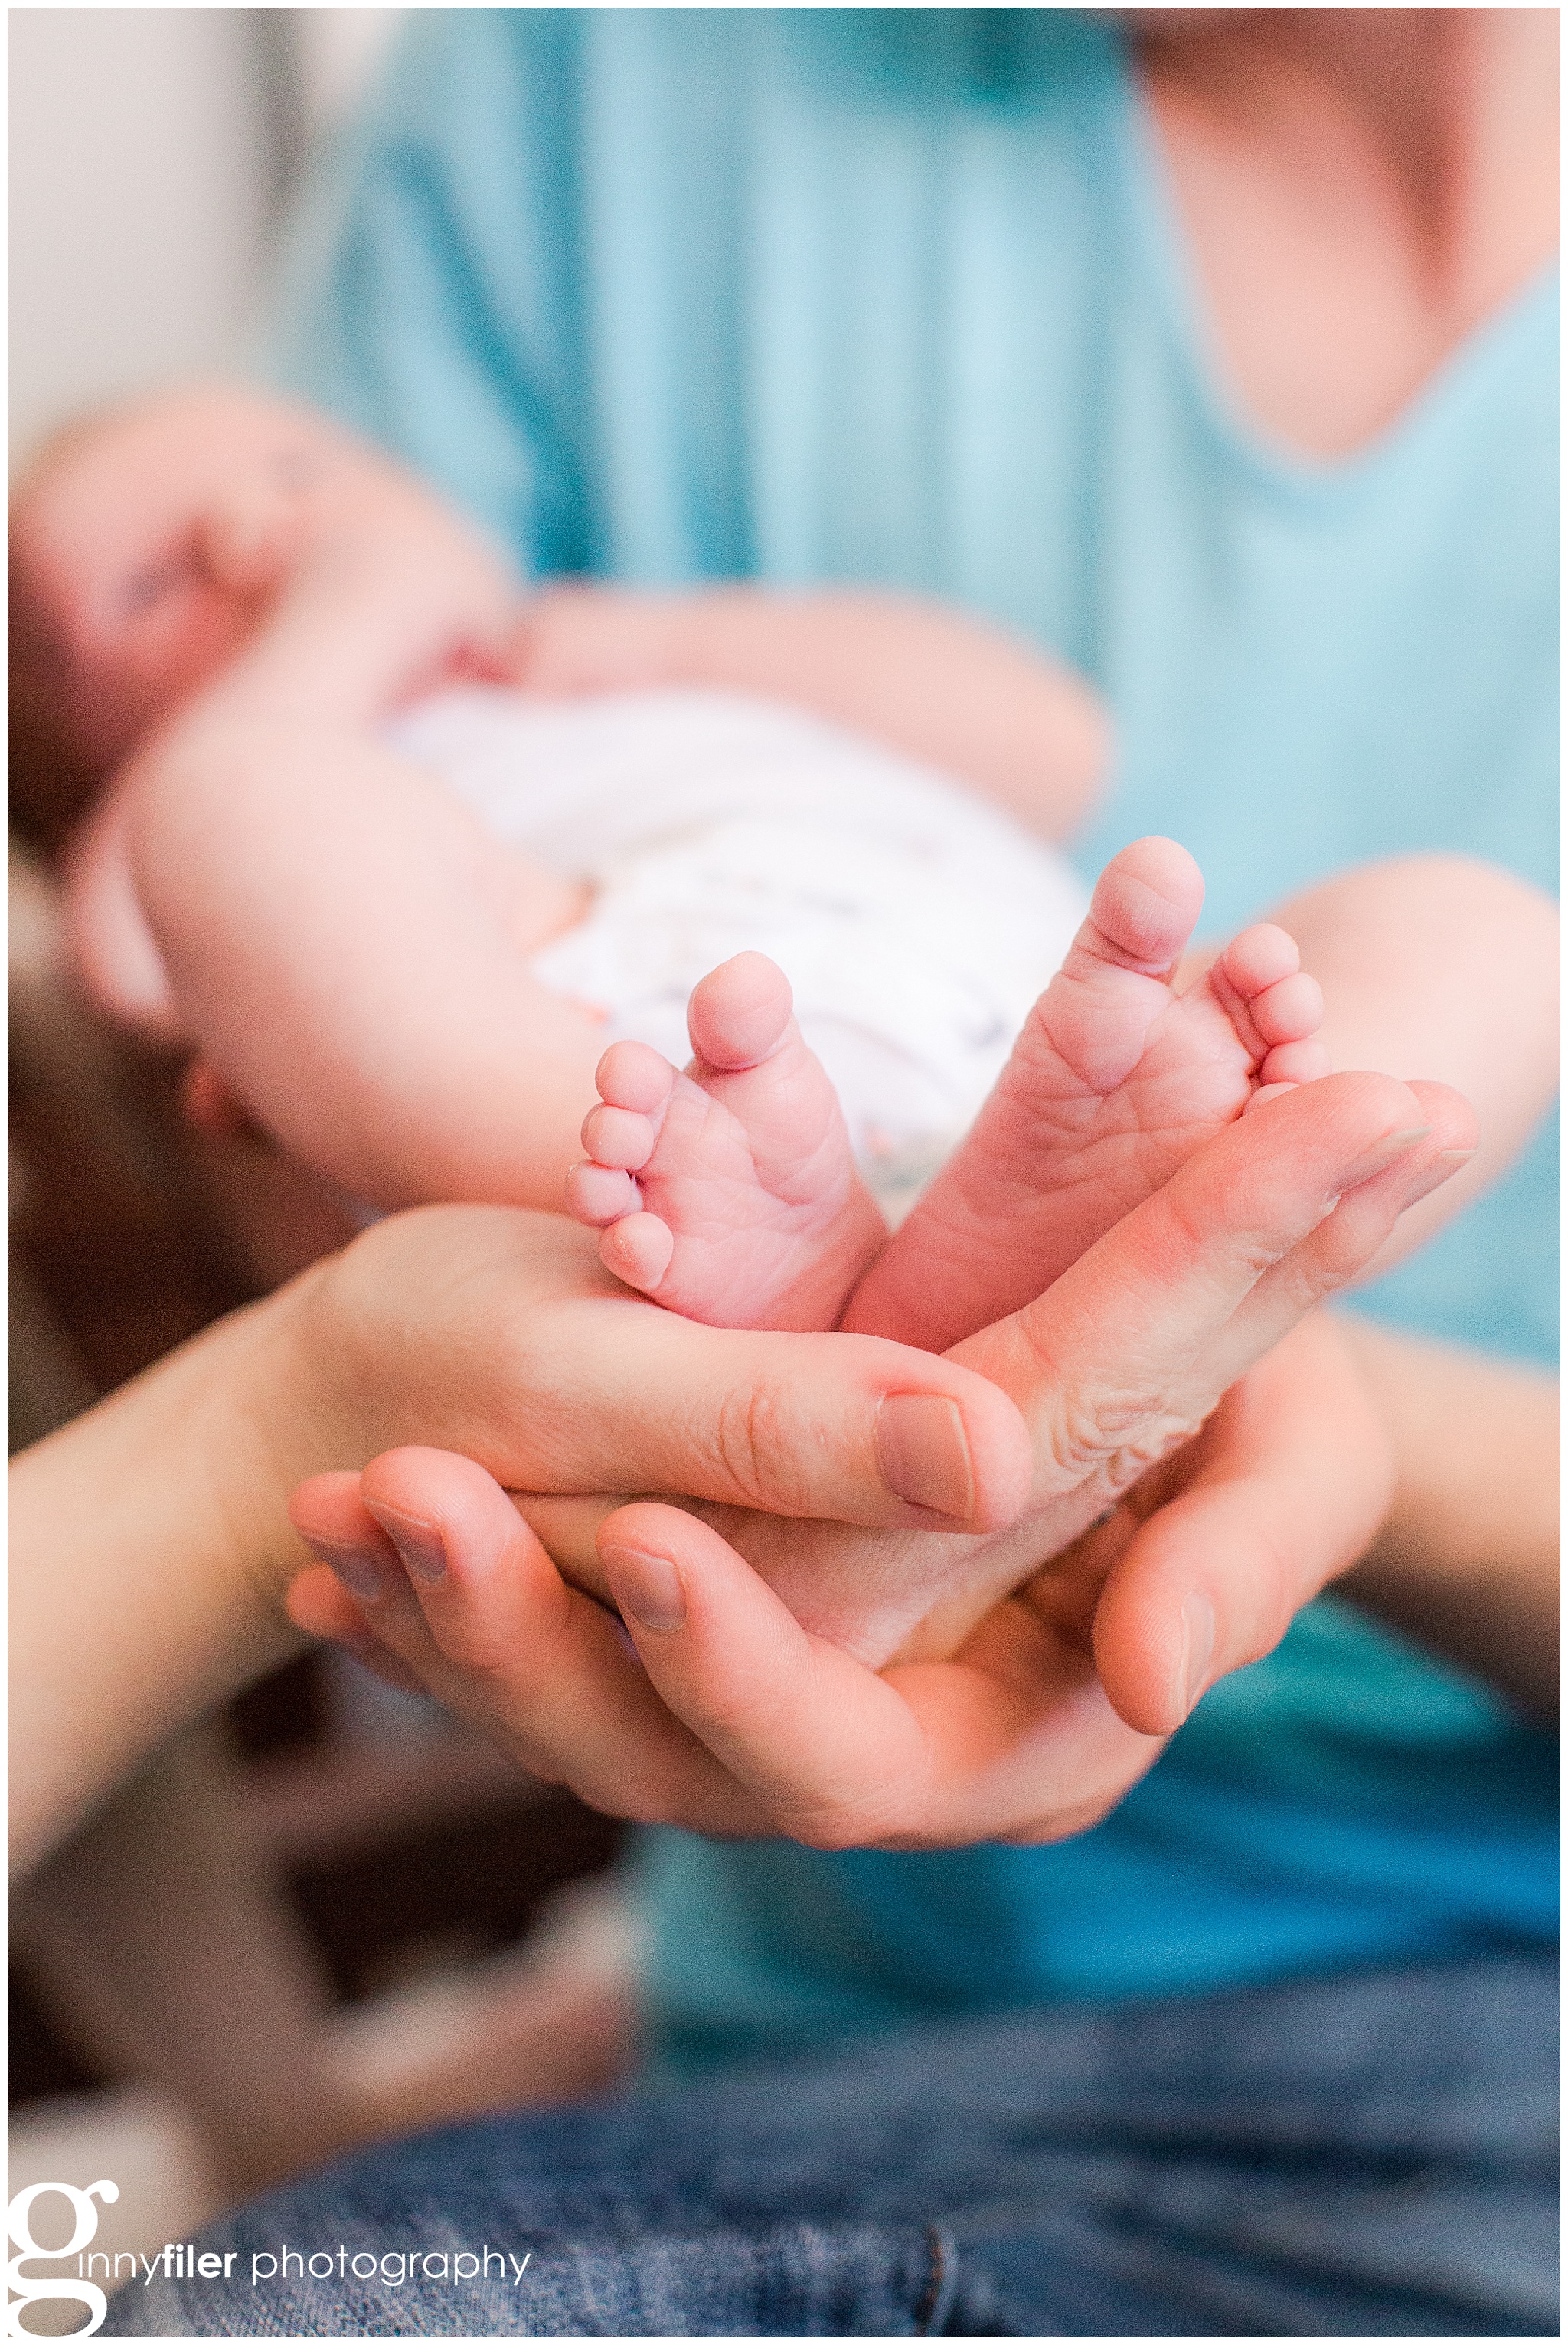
[1250,969,1325,1046]
[1088,837,1206,970]
[1259,1036,1332,1087]
[1245,1081,1303,1114]
[596,1039,677,1116]
[687,952,795,1072]
[600,1211,676,1294]
[565,1160,641,1227]
[581,1101,657,1172]
[1221,921,1300,997]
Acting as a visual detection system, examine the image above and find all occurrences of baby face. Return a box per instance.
[10,389,332,819]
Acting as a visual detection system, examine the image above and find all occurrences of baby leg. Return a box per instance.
[128,730,605,1210]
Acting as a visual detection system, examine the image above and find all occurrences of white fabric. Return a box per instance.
[388,686,1088,1207]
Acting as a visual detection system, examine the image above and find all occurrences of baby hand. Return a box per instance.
[507,584,694,696]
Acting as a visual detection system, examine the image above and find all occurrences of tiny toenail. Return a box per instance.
[601,1545,687,1633]
[876,1393,976,1521]
[302,1535,389,1604]
[366,1504,447,1584]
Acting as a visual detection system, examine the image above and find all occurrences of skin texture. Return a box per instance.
[283,1311,1399,1851]
[569,842,1336,1337]
[1334,1321,1558,1725]
[18,391,1553,1310]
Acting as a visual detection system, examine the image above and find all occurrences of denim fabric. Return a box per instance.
[107,1954,1557,2337]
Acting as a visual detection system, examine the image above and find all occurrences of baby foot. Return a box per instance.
[846,836,1329,1352]
[565,953,887,1331]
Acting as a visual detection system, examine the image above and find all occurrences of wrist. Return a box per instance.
[141,1274,328,1621]
[8,1282,315,1874]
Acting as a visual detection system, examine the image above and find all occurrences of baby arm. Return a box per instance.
[511,583,1111,839]
[22,388,607,1208]
[126,718,604,1210]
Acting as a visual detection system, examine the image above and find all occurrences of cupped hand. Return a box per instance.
[328,1070,1467,1678]
[286,1307,1387,1846]
[289,1070,1473,1846]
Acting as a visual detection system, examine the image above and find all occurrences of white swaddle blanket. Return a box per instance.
[389,687,1089,1211]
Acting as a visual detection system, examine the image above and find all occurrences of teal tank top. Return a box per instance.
[266,9,1558,2061]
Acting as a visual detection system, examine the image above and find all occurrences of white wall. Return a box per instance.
[8,7,400,467]
[297,5,401,139]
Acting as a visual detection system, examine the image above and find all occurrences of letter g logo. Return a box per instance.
[8,2180,119,2337]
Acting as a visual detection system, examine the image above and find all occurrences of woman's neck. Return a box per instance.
[1133,8,1559,456]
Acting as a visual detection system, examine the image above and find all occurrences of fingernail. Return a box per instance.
[601,1545,687,1633]
[1179,1592,1216,1721]
[302,1534,388,1604]
[876,1394,976,1520]
[1332,1125,1430,1194]
[366,1503,447,1584]
[1400,1146,1477,1209]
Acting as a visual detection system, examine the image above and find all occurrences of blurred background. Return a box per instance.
[10,13,638,2316]
[10,7,398,463]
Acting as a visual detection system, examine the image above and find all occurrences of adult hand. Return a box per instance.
[289,1071,1472,1846]
[283,1202,1036,1540]
[286,1309,1386,1847]
[300,1070,1469,1670]
[9,1202,1031,1879]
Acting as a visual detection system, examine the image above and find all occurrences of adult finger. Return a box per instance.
[285,1563,433,1696]
[351,1449,767,1833]
[595,1502,1157,1850]
[951,1071,1437,1503]
[523,1307,1036,1532]
[597,1501,932,1845]
[1190,1079,1476,1394]
[1087,1312,1394,1735]
[322,1209,1034,1532]
[288,1470,446,1678]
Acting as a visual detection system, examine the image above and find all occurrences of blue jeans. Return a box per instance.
[107,1953,1557,2337]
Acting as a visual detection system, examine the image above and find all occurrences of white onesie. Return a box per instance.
[389,687,1089,1215]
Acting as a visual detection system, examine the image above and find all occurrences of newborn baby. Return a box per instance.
[19,390,1110,1252]
[14,386,1553,1421]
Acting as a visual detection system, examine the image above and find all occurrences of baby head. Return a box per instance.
[10,384,337,838]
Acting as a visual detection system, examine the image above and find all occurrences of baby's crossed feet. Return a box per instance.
[565,952,887,1330]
